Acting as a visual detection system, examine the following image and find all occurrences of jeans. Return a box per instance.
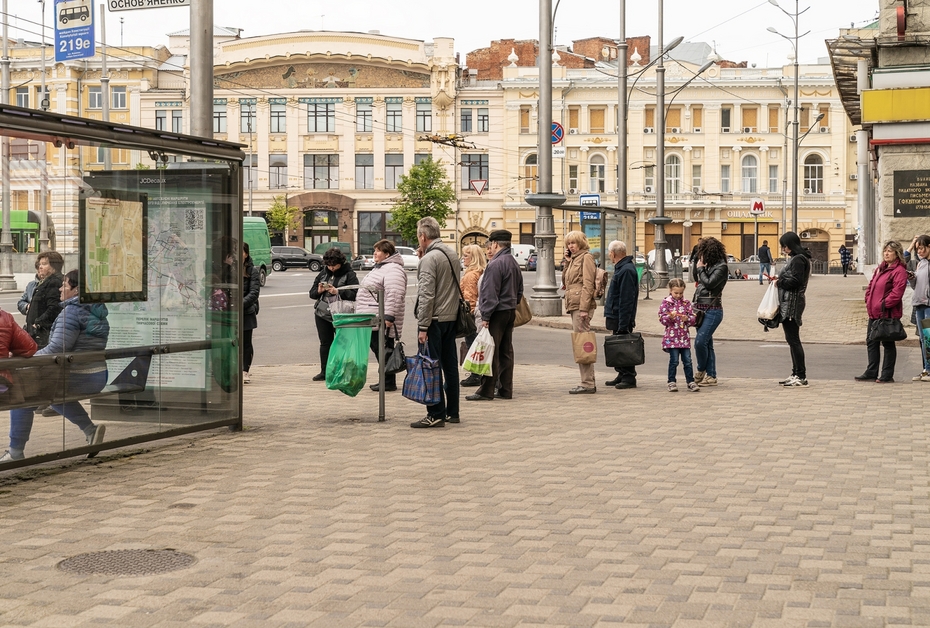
[694,307,723,378]
[759,263,771,283]
[667,348,695,383]
[915,305,930,372]
[782,319,807,379]
[864,318,896,380]
[9,370,108,453]
[426,320,459,420]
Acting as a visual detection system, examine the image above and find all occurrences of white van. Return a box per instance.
[510,244,536,270]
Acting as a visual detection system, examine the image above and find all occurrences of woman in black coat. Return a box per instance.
[309,247,359,381]
[25,251,65,348]
[242,243,261,384]
[774,231,812,387]
[692,237,728,387]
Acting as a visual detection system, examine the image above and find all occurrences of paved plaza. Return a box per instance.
[1,274,928,627]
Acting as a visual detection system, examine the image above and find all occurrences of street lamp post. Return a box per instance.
[768,0,810,234]
[38,0,50,252]
[651,0,672,287]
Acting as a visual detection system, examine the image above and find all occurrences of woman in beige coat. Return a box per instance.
[562,231,598,394]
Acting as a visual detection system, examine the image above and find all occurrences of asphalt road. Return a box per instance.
[253,270,925,382]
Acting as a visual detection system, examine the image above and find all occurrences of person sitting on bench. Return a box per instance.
[2,270,109,462]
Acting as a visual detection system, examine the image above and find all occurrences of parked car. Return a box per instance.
[313,241,352,259]
[351,254,375,271]
[271,246,323,272]
[510,244,536,270]
[243,217,272,285]
[526,252,538,271]
[396,246,420,270]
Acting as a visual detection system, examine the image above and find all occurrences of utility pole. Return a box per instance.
[0,0,16,289]
[190,0,214,137]
[38,0,49,252]
[613,0,627,251]
[100,4,111,170]
[650,0,671,287]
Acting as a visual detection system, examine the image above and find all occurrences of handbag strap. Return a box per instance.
[440,249,467,302]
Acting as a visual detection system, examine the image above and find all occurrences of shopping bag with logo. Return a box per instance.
[402,343,442,405]
[463,327,495,376]
[571,331,597,365]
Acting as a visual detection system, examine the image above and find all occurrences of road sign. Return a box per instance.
[551,121,564,144]
[55,0,95,62]
[108,0,190,10]
[552,146,566,159]
[749,197,765,216]
[579,211,601,221]
[579,194,601,207]
[470,180,487,195]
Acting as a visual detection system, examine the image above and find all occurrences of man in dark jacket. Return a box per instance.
[603,240,639,389]
[758,240,773,284]
[467,230,523,402]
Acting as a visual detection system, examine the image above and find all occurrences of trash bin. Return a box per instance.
[634,262,645,283]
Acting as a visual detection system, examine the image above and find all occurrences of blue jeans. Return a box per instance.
[759,263,771,283]
[9,371,108,453]
[667,348,694,383]
[694,307,723,378]
[425,320,459,421]
[915,305,930,372]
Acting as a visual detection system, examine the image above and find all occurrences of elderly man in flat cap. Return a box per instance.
[466,230,523,402]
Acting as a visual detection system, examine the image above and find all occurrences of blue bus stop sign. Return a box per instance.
[55,0,95,62]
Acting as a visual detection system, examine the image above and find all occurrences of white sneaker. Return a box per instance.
[86,424,106,446]
[782,376,809,387]
[913,371,930,382]
[687,382,700,392]
[668,382,678,392]
[243,371,251,384]
[0,449,24,462]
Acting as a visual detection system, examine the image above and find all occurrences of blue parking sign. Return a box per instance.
[55,0,95,62]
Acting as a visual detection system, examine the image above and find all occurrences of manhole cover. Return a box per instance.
[57,549,196,576]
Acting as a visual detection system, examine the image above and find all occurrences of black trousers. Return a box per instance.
[369,329,397,387]
[864,318,897,380]
[477,310,516,399]
[243,329,254,373]
[611,329,637,384]
[426,320,460,421]
[315,314,336,375]
[782,319,806,379]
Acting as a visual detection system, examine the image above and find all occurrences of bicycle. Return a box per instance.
[639,268,659,293]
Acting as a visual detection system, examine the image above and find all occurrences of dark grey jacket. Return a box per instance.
[478,246,523,321]
[604,255,638,333]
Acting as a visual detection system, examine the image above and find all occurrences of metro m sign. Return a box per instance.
[749,197,765,216]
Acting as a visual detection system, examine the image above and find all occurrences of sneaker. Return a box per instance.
[41,406,59,417]
[782,376,809,387]
[568,386,596,394]
[460,373,482,387]
[694,370,705,384]
[778,375,794,385]
[687,382,700,392]
[86,424,106,446]
[854,374,876,382]
[243,371,251,384]
[0,450,24,462]
[698,376,717,387]
[913,371,930,382]
[667,382,678,392]
[410,416,445,428]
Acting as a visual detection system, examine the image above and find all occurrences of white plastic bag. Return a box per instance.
[757,281,780,320]
[463,327,495,376]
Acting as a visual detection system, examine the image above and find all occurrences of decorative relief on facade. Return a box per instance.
[214,62,430,90]
[740,137,764,144]
[667,136,688,144]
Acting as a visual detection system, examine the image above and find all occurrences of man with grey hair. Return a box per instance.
[410,216,461,428]
[604,240,639,389]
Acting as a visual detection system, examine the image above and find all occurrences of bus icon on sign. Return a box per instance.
[58,1,91,27]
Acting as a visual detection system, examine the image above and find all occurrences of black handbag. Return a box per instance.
[869,316,907,343]
[693,310,705,328]
[442,253,477,339]
[384,327,407,375]
[604,332,645,367]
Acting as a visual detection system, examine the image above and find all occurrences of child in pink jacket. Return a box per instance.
[658,278,699,392]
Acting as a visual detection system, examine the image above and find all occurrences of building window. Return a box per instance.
[356,102,372,132]
[589,108,606,134]
[240,102,256,134]
[15,87,28,108]
[768,165,779,193]
[523,154,538,194]
[355,154,374,189]
[460,154,488,190]
[477,108,489,133]
[385,154,404,190]
[243,154,257,190]
[589,155,606,193]
[386,102,403,133]
[720,164,731,193]
[768,106,780,133]
[568,107,579,131]
[644,166,655,191]
[270,102,286,134]
[691,164,702,192]
[460,108,473,133]
[665,155,682,194]
[213,103,227,133]
[818,105,830,129]
[520,106,531,134]
[741,107,758,132]
[803,154,823,194]
[692,107,703,131]
[416,102,432,132]
[800,106,810,133]
[721,107,732,131]
[304,154,339,189]
[414,153,431,165]
[568,165,579,191]
[88,86,102,109]
[269,154,288,189]
[111,86,126,109]
[171,110,183,134]
[358,211,405,254]
[308,103,335,133]
[155,110,167,131]
[741,154,758,193]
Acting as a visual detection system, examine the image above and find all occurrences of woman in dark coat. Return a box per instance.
[309,247,358,381]
[25,251,64,348]
[242,243,261,384]
[775,231,812,387]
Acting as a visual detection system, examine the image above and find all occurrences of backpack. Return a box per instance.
[594,267,608,299]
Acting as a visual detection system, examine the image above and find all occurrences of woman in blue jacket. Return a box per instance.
[2,270,108,461]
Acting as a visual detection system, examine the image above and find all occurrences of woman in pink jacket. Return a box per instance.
[857,240,909,383]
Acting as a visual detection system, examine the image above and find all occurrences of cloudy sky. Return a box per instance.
[9,0,880,66]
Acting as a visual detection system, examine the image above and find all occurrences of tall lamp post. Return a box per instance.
[652,0,672,287]
[768,0,810,234]
[38,0,50,252]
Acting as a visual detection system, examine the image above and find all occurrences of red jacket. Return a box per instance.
[0,309,37,390]
[865,260,908,319]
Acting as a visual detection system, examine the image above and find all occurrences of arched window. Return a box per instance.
[741,154,758,193]
[803,154,823,194]
[523,153,538,194]
[665,154,682,195]
[589,154,606,193]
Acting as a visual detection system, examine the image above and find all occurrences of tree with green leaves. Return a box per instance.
[266,195,302,234]
[388,157,456,244]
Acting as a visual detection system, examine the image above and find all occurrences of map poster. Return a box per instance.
[79,189,148,302]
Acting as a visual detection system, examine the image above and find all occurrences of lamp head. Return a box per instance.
[768,0,780,6]
[766,26,778,34]
[815,113,825,122]
[665,36,685,53]
[698,60,714,74]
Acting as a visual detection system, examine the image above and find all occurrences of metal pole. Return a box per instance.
[377,288,385,422]
[100,4,111,170]
[190,0,214,137]
[856,58,872,267]
[526,0,564,317]
[781,97,789,240]
[613,0,627,262]
[0,0,15,289]
[39,0,49,252]
[790,0,800,233]
[651,0,671,287]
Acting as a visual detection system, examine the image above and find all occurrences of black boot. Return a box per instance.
[460,373,482,387]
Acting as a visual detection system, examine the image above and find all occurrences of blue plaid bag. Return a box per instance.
[402,343,442,406]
